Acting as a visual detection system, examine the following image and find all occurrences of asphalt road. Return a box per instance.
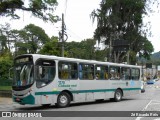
[1,80,160,120]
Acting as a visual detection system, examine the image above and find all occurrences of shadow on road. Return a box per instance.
[16,98,134,110]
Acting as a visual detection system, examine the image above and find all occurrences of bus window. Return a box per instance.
[109,66,120,80]
[58,61,78,80]
[131,68,140,80]
[121,67,130,80]
[35,59,55,88]
[95,65,109,80]
[79,63,94,80]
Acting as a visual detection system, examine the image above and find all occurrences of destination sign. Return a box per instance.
[15,56,33,64]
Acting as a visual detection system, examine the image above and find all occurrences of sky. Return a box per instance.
[0,0,160,53]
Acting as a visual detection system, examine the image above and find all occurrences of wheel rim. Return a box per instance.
[60,95,68,104]
[116,92,121,100]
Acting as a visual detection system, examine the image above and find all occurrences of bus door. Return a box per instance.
[35,59,56,104]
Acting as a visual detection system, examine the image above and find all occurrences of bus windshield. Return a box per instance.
[13,55,34,87]
[13,64,34,86]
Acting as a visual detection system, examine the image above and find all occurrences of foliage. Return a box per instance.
[147,52,160,65]
[0,0,59,22]
[91,0,154,64]
[65,39,96,59]
[39,36,61,56]
[0,86,12,90]
[65,39,108,61]
[10,24,50,55]
[0,51,13,83]
[0,23,12,51]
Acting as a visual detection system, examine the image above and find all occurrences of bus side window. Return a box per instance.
[109,66,120,80]
[131,68,140,80]
[121,67,130,80]
[59,62,78,80]
[79,64,83,79]
[79,64,94,80]
[95,65,109,80]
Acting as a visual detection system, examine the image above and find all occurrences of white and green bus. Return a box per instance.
[12,54,141,107]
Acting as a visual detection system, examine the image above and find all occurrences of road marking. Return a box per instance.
[135,100,152,120]
[142,100,152,111]
[135,100,160,120]
[135,117,142,120]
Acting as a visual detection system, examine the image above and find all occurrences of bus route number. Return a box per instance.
[58,81,65,86]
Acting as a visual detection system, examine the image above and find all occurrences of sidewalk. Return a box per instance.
[0,97,12,105]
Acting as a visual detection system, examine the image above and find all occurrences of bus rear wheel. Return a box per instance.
[57,92,71,108]
[114,89,122,102]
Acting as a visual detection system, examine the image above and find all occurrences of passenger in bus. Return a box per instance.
[89,73,93,80]
[121,71,126,80]
[103,72,107,80]
[116,73,120,80]
[110,69,115,79]
[89,66,94,80]
[96,73,99,79]
[62,70,69,79]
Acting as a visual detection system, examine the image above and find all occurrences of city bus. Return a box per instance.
[11,54,141,107]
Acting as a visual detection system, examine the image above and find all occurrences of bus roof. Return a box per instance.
[15,54,141,68]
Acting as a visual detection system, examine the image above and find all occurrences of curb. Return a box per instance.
[0,97,12,105]
[0,90,12,98]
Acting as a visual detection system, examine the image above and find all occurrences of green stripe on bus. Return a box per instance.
[35,91,60,95]
[123,88,141,91]
[35,88,141,96]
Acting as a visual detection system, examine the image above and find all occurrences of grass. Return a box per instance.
[0,86,12,90]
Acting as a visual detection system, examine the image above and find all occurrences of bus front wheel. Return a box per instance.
[114,89,122,102]
[57,92,71,108]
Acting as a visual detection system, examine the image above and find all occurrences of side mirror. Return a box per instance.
[9,67,13,80]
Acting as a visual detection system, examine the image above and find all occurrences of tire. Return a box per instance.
[114,89,122,102]
[57,92,71,108]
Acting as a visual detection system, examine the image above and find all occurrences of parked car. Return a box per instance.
[147,79,155,84]
[141,81,145,93]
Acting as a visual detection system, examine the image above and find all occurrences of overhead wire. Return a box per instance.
[63,0,95,41]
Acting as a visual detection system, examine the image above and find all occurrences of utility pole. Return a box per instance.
[127,50,130,64]
[109,38,112,62]
[61,13,65,57]
[59,13,68,57]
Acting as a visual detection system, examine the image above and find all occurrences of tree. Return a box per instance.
[0,23,12,51]
[65,39,96,60]
[0,0,59,22]
[24,24,50,53]
[137,36,154,60]
[0,50,13,84]
[0,35,7,52]
[91,0,154,64]
[39,36,61,56]
[65,39,108,61]
[10,24,50,54]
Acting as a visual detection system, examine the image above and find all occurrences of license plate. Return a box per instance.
[16,98,20,101]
